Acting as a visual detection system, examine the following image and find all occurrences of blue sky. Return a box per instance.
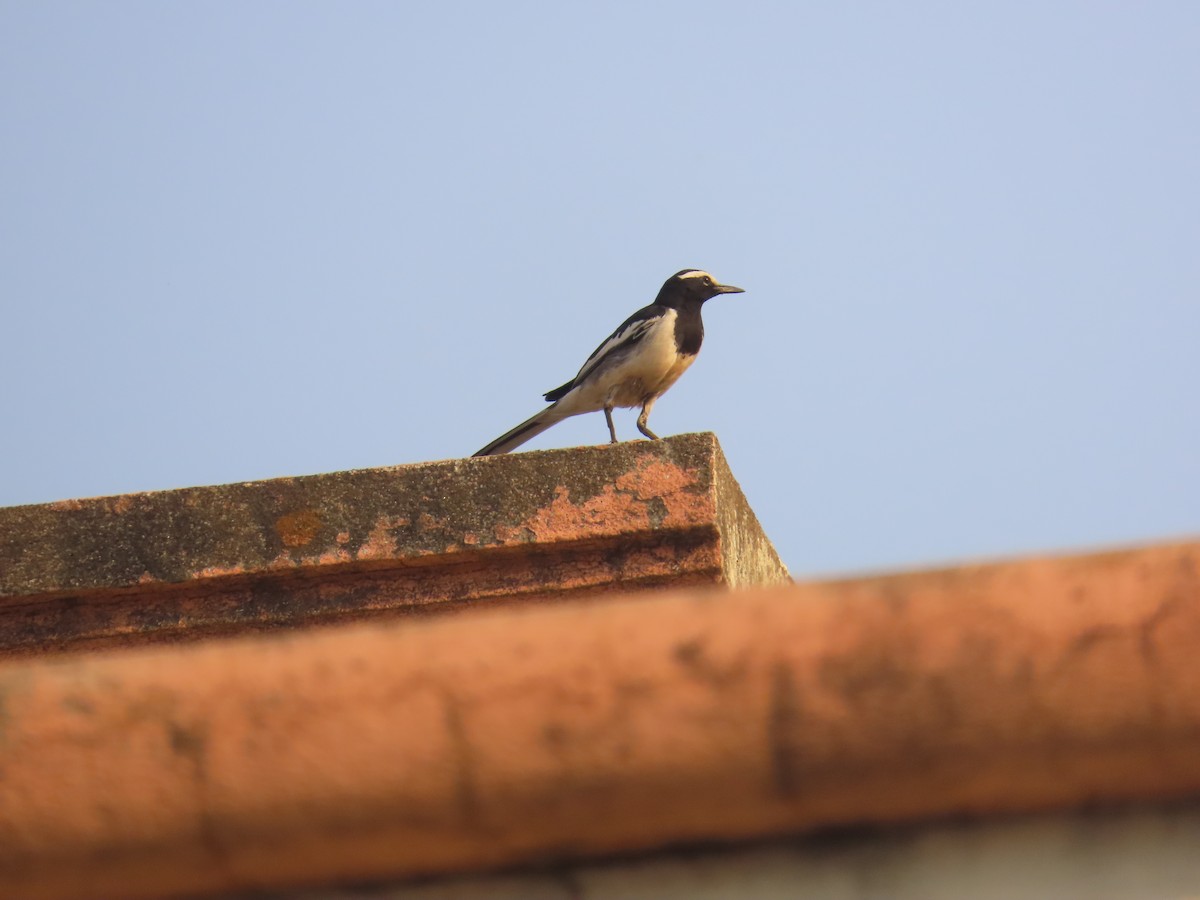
[2,2,1197,577]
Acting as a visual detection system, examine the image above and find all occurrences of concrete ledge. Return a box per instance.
[0,540,1197,899]
[0,433,787,656]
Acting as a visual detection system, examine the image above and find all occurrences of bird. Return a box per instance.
[473,269,744,456]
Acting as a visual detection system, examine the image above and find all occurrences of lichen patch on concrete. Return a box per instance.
[275,509,322,549]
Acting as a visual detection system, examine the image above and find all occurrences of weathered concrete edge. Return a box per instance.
[0,523,727,658]
[0,538,1196,900]
[0,433,729,601]
[710,442,790,587]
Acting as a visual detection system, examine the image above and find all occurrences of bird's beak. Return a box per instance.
[713,282,745,295]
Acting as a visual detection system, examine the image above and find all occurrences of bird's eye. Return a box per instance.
[703,276,712,286]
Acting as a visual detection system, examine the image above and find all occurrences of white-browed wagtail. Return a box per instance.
[474,269,744,456]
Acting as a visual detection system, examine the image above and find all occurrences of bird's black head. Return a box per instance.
[654,269,745,308]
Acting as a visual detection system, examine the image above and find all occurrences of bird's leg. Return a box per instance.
[637,397,660,440]
[604,403,618,444]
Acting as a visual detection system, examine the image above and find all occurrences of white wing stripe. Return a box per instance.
[573,318,658,385]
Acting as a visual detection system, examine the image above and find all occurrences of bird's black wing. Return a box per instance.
[543,304,664,402]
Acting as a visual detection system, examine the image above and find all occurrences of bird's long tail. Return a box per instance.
[473,404,572,456]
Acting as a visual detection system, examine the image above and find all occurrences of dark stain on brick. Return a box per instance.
[62,694,95,716]
[164,719,233,872]
[819,635,913,708]
[442,695,480,825]
[543,722,569,750]
[674,638,704,666]
[768,661,803,799]
[168,721,207,761]
[1052,624,1126,678]
[0,682,9,746]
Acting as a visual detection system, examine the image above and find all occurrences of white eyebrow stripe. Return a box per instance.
[678,270,711,280]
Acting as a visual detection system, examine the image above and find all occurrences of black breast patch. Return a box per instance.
[673,307,704,356]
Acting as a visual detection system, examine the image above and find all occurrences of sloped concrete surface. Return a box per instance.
[0,433,787,655]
